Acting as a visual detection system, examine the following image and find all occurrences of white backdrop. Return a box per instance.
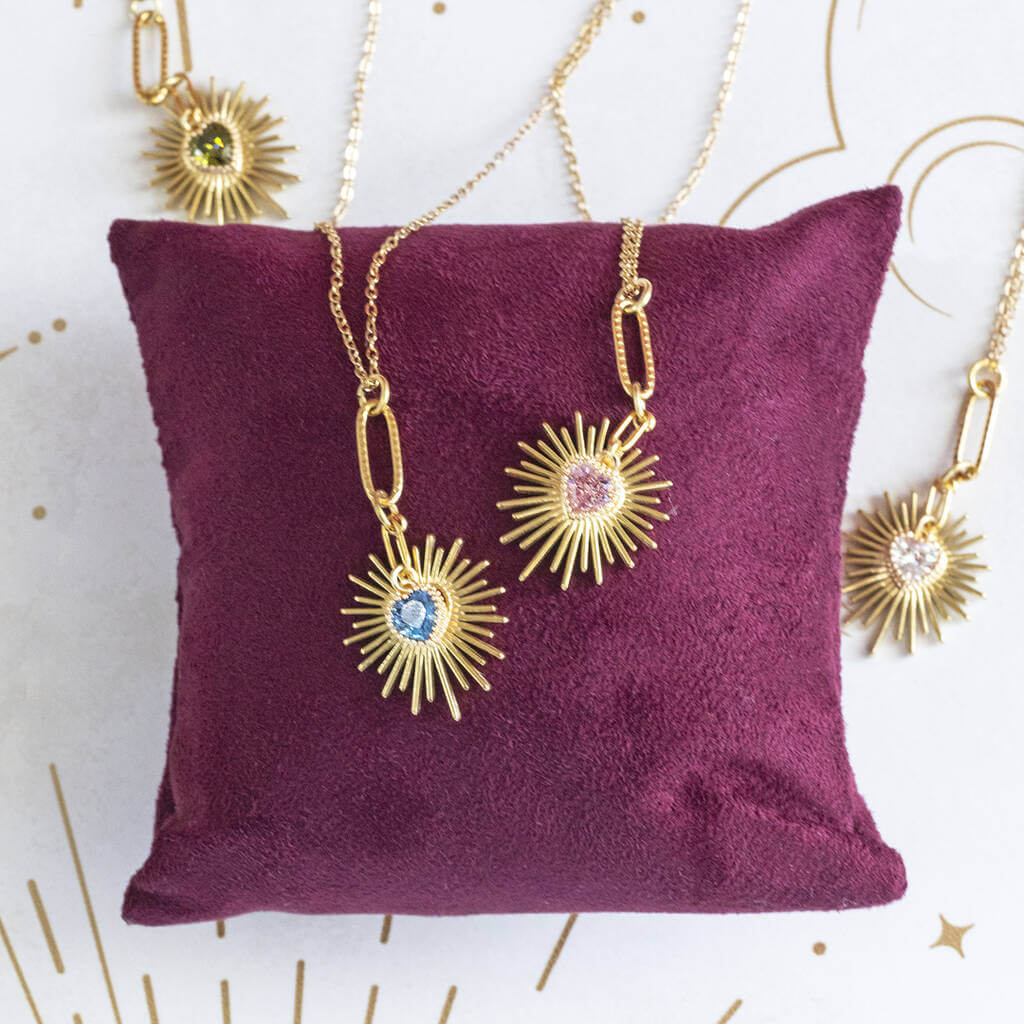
[2,1,1022,1022]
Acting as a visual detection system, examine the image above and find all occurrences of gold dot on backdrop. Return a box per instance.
[32,506,47,520]
[433,1,446,13]
[28,331,42,345]
[632,10,646,23]
[813,942,827,956]
[53,318,67,332]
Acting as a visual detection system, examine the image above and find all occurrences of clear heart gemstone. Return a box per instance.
[889,533,942,586]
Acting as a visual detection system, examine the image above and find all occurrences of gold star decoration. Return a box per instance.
[929,914,974,958]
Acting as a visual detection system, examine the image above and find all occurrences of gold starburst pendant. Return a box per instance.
[497,411,672,589]
[142,78,298,224]
[843,488,986,653]
[341,532,507,721]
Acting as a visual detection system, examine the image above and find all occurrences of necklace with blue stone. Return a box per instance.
[498,219,672,589]
[318,222,508,721]
[343,533,505,721]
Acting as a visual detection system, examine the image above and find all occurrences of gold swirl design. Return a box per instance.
[907,141,1024,243]
[887,115,1024,313]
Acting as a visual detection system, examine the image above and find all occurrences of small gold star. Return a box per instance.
[930,914,973,958]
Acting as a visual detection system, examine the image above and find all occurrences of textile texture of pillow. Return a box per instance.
[110,186,906,925]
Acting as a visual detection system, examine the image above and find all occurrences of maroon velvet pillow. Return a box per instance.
[110,187,905,925]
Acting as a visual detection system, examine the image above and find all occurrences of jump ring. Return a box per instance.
[357,373,391,413]
[616,277,653,314]
[967,358,1003,397]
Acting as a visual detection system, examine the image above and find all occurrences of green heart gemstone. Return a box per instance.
[189,122,234,168]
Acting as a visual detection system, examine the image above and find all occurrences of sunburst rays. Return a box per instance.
[341,534,506,721]
[142,78,298,224]
[843,489,986,653]
[497,411,672,590]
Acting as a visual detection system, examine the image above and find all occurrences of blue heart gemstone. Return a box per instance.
[391,589,438,642]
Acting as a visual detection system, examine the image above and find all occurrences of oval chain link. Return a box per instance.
[132,9,171,104]
[611,218,656,401]
[355,399,405,519]
[131,7,200,111]
[602,219,659,465]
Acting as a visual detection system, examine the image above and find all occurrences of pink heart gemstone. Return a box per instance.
[565,461,615,515]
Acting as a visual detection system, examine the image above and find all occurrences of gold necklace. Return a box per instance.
[319,224,508,722]
[843,226,1020,653]
[496,1,752,589]
[497,220,672,588]
[551,0,752,223]
[130,0,297,223]
[318,2,632,719]
[321,0,747,710]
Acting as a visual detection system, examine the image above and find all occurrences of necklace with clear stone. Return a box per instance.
[843,218,1023,653]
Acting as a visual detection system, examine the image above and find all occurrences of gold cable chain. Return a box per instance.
[987,219,1024,367]
[552,0,752,224]
[924,217,1024,517]
[332,0,381,226]
[321,0,618,395]
[318,1,619,537]
[617,217,644,295]
[359,1,618,375]
[606,219,656,464]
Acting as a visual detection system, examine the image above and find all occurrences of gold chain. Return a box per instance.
[325,0,749,228]
[318,1,620,535]
[926,216,1024,511]
[618,218,644,293]
[320,0,618,395]
[325,0,616,228]
[332,0,381,226]
[606,219,657,461]
[987,220,1024,367]
[130,2,201,114]
[552,0,752,223]
[319,223,379,386]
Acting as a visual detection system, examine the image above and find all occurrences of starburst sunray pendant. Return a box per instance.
[497,411,672,590]
[142,77,298,225]
[341,533,507,721]
[842,488,986,654]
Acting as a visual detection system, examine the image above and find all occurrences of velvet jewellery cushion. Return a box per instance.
[110,186,906,925]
